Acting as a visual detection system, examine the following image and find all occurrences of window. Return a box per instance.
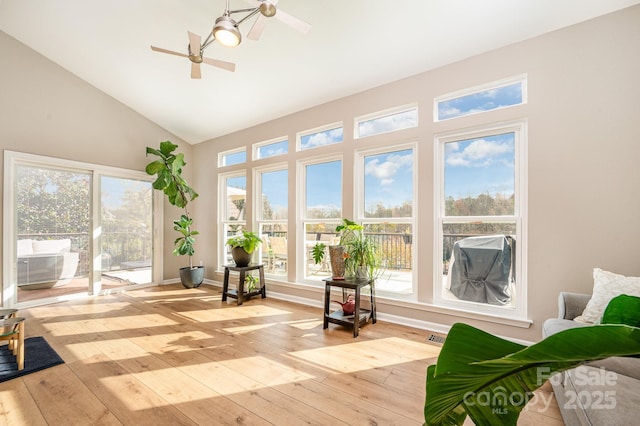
[435,76,526,121]
[298,123,343,151]
[300,157,342,280]
[4,151,158,307]
[220,173,247,265]
[219,148,247,167]
[358,146,415,295]
[435,121,527,318]
[254,137,288,160]
[255,166,288,277]
[355,105,418,138]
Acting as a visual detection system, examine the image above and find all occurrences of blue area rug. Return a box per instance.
[0,336,64,383]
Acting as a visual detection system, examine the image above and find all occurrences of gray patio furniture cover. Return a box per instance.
[449,235,511,305]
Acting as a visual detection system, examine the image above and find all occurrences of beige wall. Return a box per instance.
[0,30,191,284]
[194,6,640,342]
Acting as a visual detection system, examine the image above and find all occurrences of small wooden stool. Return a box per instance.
[0,308,17,319]
[0,317,25,370]
[222,264,266,305]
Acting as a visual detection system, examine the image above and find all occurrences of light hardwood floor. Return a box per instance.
[0,284,564,425]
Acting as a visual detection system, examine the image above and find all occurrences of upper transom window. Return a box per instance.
[297,123,343,151]
[355,104,418,139]
[219,148,247,167]
[435,75,526,122]
[254,137,288,160]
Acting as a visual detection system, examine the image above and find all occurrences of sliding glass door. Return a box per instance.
[4,151,158,307]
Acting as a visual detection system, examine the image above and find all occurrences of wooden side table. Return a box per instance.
[222,264,266,306]
[323,277,377,337]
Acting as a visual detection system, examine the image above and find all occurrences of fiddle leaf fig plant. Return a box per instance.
[145,141,199,268]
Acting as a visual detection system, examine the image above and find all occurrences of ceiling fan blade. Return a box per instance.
[274,8,312,34]
[191,63,202,79]
[187,31,202,54]
[202,57,236,72]
[247,15,268,40]
[150,46,189,59]
[245,0,275,40]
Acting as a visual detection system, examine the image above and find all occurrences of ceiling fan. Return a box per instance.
[151,31,236,79]
[150,1,310,79]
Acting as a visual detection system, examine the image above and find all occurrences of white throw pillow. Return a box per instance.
[574,268,640,324]
[32,238,72,254]
[16,239,33,256]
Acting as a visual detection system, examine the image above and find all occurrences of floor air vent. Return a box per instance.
[426,334,446,345]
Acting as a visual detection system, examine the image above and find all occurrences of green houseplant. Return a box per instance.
[244,273,259,292]
[424,319,640,425]
[145,140,203,288]
[226,230,262,267]
[312,218,382,280]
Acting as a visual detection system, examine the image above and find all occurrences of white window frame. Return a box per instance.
[218,147,247,167]
[253,136,288,161]
[434,74,527,122]
[296,122,344,152]
[218,170,248,268]
[354,103,418,139]
[254,163,288,278]
[296,153,343,284]
[354,142,418,299]
[433,120,528,319]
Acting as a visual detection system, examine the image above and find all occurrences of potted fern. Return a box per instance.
[145,141,204,288]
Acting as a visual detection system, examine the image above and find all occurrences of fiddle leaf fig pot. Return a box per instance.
[179,265,205,288]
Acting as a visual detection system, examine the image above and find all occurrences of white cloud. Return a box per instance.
[446,139,513,167]
[439,106,461,119]
[359,110,417,137]
[302,128,343,149]
[365,153,413,185]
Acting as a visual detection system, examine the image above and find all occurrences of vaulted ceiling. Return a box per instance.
[1,0,638,144]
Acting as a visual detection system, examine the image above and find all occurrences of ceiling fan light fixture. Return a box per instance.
[213,15,242,47]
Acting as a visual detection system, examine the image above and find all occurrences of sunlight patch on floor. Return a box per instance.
[99,313,182,329]
[222,322,278,334]
[283,319,324,330]
[128,288,211,298]
[220,355,316,387]
[177,305,292,323]
[133,330,219,352]
[98,374,165,410]
[289,337,440,373]
[179,360,266,395]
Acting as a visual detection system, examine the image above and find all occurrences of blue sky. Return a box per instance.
[101,176,151,210]
[257,139,288,158]
[364,149,413,212]
[438,82,523,120]
[300,127,343,150]
[444,133,515,199]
